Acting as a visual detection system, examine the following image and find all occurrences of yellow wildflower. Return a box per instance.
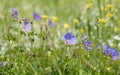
[101,7,107,12]
[73,19,79,24]
[80,28,84,33]
[19,19,24,24]
[107,4,114,11]
[107,4,114,9]
[111,44,117,48]
[114,27,119,32]
[42,15,48,19]
[107,67,111,71]
[64,23,70,28]
[106,13,113,19]
[98,18,106,24]
[86,3,93,9]
[52,16,59,22]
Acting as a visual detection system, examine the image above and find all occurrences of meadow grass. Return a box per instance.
[0,0,120,75]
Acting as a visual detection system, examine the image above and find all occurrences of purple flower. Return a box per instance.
[11,8,18,20]
[33,12,42,21]
[85,40,92,50]
[82,35,88,43]
[64,32,77,45]
[23,19,31,32]
[103,45,119,60]
[48,19,55,27]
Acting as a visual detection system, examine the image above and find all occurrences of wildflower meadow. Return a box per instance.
[0,0,120,75]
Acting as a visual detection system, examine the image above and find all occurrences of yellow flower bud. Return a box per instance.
[106,13,113,19]
[80,28,84,33]
[42,15,48,19]
[98,18,106,24]
[86,3,93,9]
[52,16,59,22]
[19,19,24,24]
[107,67,111,71]
[73,19,79,24]
[107,4,114,9]
[64,23,70,28]
[114,27,119,32]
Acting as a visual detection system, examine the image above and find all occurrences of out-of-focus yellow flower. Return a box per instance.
[42,15,48,19]
[107,4,114,11]
[111,44,117,48]
[80,28,84,33]
[106,13,113,19]
[86,3,93,9]
[98,18,106,24]
[19,19,24,24]
[101,7,107,12]
[107,67,111,71]
[64,23,70,28]
[73,19,79,24]
[114,27,119,32]
[52,16,59,22]
[107,4,114,9]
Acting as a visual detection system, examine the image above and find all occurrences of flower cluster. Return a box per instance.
[11,7,119,61]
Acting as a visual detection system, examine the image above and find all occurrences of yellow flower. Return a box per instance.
[64,23,70,28]
[106,13,113,19]
[101,7,107,12]
[19,19,24,24]
[42,15,48,19]
[52,16,59,22]
[114,27,119,32]
[107,4,114,9]
[107,67,111,71]
[86,3,93,9]
[107,4,114,11]
[80,28,84,33]
[73,19,79,24]
[98,18,106,24]
[111,44,117,48]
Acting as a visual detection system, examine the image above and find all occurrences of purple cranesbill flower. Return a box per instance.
[33,12,42,21]
[11,8,18,20]
[48,19,55,27]
[23,19,31,32]
[82,35,88,43]
[103,45,119,60]
[85,40,92,50]
[64,32,77,45]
